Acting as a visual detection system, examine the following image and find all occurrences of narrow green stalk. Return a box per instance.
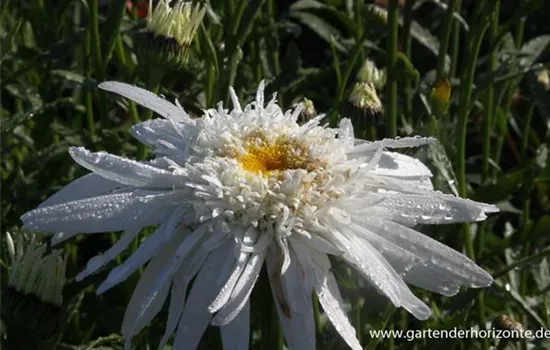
[385,0,399,137]
[84,24,96,138]
[259,272,283,350]
[222,0,265,104]
[353,0,365,63]
[520,103,535,161]
[493,245,550,280]
[266,0,280,75]
[85,91,95,139]
[402,0,415,122]
[88,0,108,127]
[476,0,500,264]
[436,0,459,79]
[354,298,362,344]
[312,294,324,349]
[450,0,462,79]
[365,304,396,350]
[336,32,365,102]
[482,1,500,182]
[493,19,525,178]
[456,5,491,349]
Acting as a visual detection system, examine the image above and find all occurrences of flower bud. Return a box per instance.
[136,0,206,70]
[357,59,386,90]
[430,77,451,118]
[343,82,384,128]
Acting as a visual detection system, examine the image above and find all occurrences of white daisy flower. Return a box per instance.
[21,81,498,350]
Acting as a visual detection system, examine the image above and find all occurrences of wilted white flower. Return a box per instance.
[5,232,66,306]
[21,81,497,350]
[3,232,66,337]
[147,0,204,47]
[137,0,205,69]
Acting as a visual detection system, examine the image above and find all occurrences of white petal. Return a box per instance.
[220,301,250,350]
[229,87,242,113]
[266,248,316,350]
[372,152,433,178]
[173,243,236,350]
[338,118,355,150]
[99,81,192,123]
[69,147,185,188]
[22,191,174,234]
[130,119,193,162]
[324,213,431,320]
[355,217,493,288]
[121,233,185,342]
[307,250,362,350]
[211,250,266,326]
[76,227,141,281]
[209,251,250,313]
[38,173,122,208]
[357,191,498,226]
[255,81,265,110]
[97,207,186,294]
[158,247,208,350]
[349,136,435,155]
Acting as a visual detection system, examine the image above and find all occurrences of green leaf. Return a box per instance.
[290,11,347,52]
[0,18,22,61]
[101,0,126,62]
[50,70,97,89]
[290,0,328,11]
[280,41,302,76]
[408,20,441,57]
[520,35,550,68]
[0,98,73,135]
[471,166,538,203]
[198,23,219,78]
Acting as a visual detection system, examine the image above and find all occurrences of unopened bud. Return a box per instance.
[430,77,451,118]
[136,0,206,70]
[357,59,386,90]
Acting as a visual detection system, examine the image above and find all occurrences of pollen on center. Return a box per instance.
[238,138,307,174]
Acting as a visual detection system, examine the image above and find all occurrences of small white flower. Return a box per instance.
[21,81,498,350]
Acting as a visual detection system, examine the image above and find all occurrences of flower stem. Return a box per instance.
[449,0,462,79]
[436,0,459,80]
[365,303,396,350]
[402,0,415,122]
[520,103,535,162]
[259,270,283,350]
[493,19,525,178]
[88,0,108,128]
[456,4,491,349]
[84,26,96,138]
[385,0,399,137]
[482,1,500,182]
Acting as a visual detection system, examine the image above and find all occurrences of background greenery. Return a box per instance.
[1,0,549,349]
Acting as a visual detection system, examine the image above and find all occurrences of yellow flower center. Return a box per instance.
[238,138,308,174]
